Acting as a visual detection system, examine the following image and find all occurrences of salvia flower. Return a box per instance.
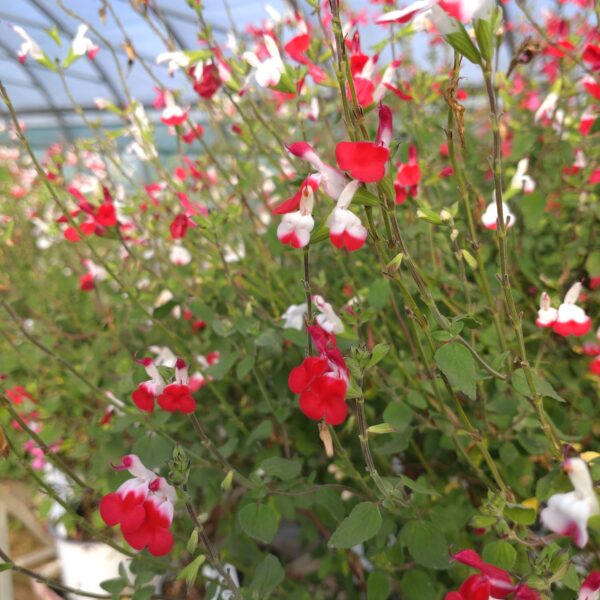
[11,25,46,64]
[551,282,592,337]
[326,180,368,251]
[99,454,176,557]
[286,143,348,200]
[288,325,349,425]
[376,0,496,26]
[243,34,285,88]
[481,196,516,230]
[541,457,600,548]
[579,572,600,600]
[71,25,99,60]
[312,295,344,334]
[132,358,196,414]
[160,91,187,127]
[281,303,308,330]
[446,549,540,599]
[535,291,558,328]
[276,175,317,249]
[510,158,536,194]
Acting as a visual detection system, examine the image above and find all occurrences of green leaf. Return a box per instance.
[46,25,62,46]
[400,570,436,600]
[367,571,391,600]
[62,49,79,69]
[474,17,494,62]
[205,353,237,380]
[100,578,127,594]
[246,420,273,446]
[366,343,390,369]
[445,27,482,65]
[402,520,449,569]
[328,502,382,549]
[238,502,279,543]
[482,541,517,571]
[512,369,565,403]
[434,342,477,400]
[353,187,381,207]
[177,554,206,588]
[255,329,281,347]
[310,223,330,244]
[504,503,536,526]
[249,554,284,598]
[382,402,413,434]
[260,456,302,481]
[131,588,155,600]
[132,435,172,468]
[368,279,391,310]
[236,353,255,378]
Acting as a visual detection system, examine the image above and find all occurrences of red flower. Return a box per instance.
[99,455,176,557]
[191,63,221,99]
[132,383,156,412]
[157,383,196,414]
[6,385,33,405]
[396,145,421,187]
[289,357,347,425]
[95,203,117,227]
[170,213,190,239]
[335,141,389,182]
[448,550,540,599]
[590,357,600,376]
[79,272,95,291]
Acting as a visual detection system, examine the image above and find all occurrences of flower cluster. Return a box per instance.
[99,455,176,557]
[275,103,394,251]
[288,324,349,426]
[131,357,196,414]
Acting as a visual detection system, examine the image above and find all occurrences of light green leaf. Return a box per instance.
[482,541,516,571]
[512,368,565,403]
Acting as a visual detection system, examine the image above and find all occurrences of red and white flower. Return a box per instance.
[99,454,176,557]
[156,358,196,414]
[552,282,592,337]
[376,0,495,26]
[535,291,558,328]
[156,51,191,76]
[276,175,318,249]
[243,35,285,88]
[131,358,165,413]
[580,572,600,600]
[510,158,536,194]
[326,180,368,252]
[335,103,392,183]
[288,325,349,426]
[446,549,540,599]
[71,25,99,60]
[11,26,45,64]
[312,295,344,334]
[541,457,600,548]
[481,197,516,230]
[286,143,348,200]
[161,91,187,127]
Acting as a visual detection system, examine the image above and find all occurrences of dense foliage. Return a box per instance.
[0,0,599,598]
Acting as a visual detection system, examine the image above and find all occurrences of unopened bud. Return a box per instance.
[440,209,452,222]
[450,228,459,242]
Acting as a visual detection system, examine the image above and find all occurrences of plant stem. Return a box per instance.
[481,65,562,458]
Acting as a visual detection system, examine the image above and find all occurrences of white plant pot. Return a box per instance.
[54,534,131,600]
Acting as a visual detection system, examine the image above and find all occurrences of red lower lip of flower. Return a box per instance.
[157,384,196,413]
[552,318,591,337]
[329,230,366,252]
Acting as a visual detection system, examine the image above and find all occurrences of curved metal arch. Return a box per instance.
[27,0,126,107]
[0,38,72,142]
